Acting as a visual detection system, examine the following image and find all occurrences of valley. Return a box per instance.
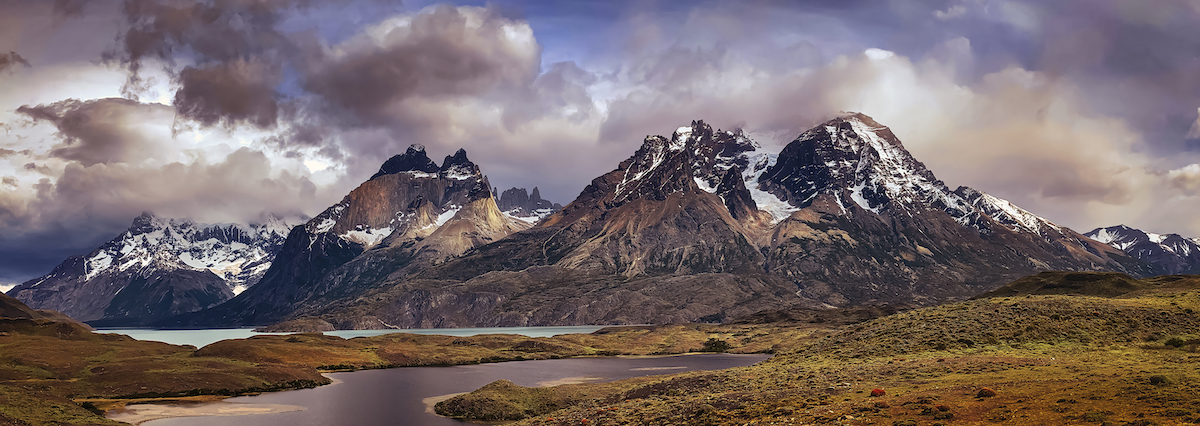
[3,272,1200,425]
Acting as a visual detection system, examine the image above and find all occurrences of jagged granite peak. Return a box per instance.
[609,120,761,209]
[497,186,562,223]
[162,146,530,327]
[439,148,477,177]
[1086,225,1200,274]
[370,144,440,180]
[8,212,304,324]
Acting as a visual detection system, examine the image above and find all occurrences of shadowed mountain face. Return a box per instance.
[206,113,1150,330]
[1087,225,1200,275]
[162,145,530,328]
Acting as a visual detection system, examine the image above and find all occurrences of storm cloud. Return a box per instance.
[17,98,175,166]
[104,0,310,126]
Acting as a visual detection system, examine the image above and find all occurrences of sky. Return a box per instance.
[2,0,1200,289]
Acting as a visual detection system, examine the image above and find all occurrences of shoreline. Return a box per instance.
[106,401,305,425]
[423,375,608,419]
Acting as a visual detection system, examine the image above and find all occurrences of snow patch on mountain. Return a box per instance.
[436,206,462,227]
[441,165,475,180]
[743,152,798,224]
[849,182,880,214]
[341,226,394,249]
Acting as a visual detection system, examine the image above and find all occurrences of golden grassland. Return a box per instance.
[7,273,1200,425]
[439,289,1200,426]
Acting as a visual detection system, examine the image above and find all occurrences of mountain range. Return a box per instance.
[9,113,1160,329]
[1087,225,1200,274]
[7,213,304,325]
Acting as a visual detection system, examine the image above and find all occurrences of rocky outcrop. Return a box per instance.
[496,187,561,221]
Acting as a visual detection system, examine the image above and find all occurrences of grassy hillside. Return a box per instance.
[10,271,1200,425]
[439,273,1200,425]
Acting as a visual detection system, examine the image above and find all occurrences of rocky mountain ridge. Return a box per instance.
[244,113,1150,329]
[24,113,1154,329]
[161,144,531,328]
[1087,225,1200,274]
[8,212,304,323]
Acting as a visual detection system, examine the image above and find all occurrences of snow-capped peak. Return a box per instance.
[760,113,972,218]
[1086,224,1200,274]
[78,212,303,289]
[613,120,762,204]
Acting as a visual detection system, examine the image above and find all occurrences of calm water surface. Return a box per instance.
[97,326,612,348]
[143,353,770,426]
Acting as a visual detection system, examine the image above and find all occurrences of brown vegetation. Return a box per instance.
[438,276,1200,426]
[11,271,1200,426]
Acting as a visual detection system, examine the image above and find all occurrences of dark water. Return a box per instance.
[146,354,770,426]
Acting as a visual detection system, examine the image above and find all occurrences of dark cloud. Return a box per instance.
[303,4,541,126]
[16,98,173,166]
[105,0,312,127]
[0,51,30,72]
[174,60,280,128]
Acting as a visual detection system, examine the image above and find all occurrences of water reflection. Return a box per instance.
[141,354,770,426]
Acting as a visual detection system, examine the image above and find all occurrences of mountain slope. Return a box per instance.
[1087,225,1200,274]
[8,213,301,324]
[165,145,530,328]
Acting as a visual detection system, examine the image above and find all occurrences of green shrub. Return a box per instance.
[701,338,732,353]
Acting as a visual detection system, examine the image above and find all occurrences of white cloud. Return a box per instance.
[934,5,968,20]
[1187,107,1200,139]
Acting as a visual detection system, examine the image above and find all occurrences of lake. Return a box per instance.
[123,353,771,426]
[97,325,613,348]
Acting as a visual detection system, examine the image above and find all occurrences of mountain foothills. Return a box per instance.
[8,113,1159,329]
[1087,225,1200,275]
[7,214,304,325]
[163,113,1146,330]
